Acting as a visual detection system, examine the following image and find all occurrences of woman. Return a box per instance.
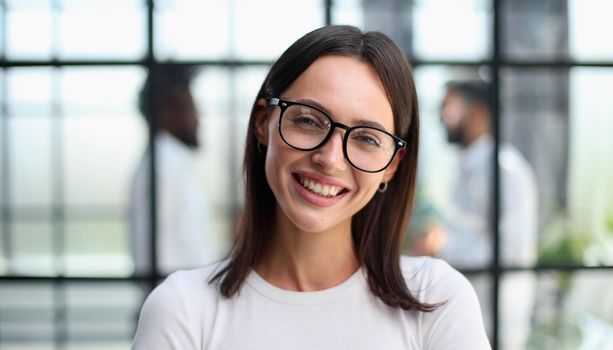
[133,25,490,349]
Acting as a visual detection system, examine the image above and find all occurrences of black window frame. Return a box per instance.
[1,1,613,349]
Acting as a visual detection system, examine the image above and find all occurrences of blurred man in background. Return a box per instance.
[130,65,216,276]
[411,80,538,349]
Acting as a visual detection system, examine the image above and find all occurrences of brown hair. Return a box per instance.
[211,25,437,312]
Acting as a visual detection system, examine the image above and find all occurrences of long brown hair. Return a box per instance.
[211,25,437,312]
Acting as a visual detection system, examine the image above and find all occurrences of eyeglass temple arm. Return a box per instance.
[268,98,281,106]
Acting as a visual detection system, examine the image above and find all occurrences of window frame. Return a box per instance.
[1,1,613,349]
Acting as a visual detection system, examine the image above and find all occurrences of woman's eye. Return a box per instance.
[354,133,380,147]
[293,115,323,128]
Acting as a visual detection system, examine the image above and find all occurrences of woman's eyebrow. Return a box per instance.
[293,98,390,131]
[352,119,388,131]
[293,98,332,115]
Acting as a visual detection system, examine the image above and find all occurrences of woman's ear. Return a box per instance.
[254,98,271,146]
[382,149,405,183]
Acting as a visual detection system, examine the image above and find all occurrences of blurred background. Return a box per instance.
[0,0,612,349]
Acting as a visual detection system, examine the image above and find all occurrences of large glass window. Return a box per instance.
[1,1,612,349]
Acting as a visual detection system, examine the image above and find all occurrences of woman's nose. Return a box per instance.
[311,130,348,172]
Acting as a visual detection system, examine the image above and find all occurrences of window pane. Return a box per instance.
[0,6,4,57]
[7,68,53,116]
[0,69,5,213]
[8,117,53,207]
[61,67,144,116]
[494,69,545,269]
[501,0,569,60]
[0,58,4,275]
[6,2,53,60]
[63,115,145,207]
[568,68,613,265]
[64,282,140,347]
[58,0,146,59]
[501,68,567,266]
[466,273,493,341]
[500,271,537,350]
[527,271,613,349]
[61,0,142,6]
[0,282,55,346]
[569,0,613,61]
[61,67,146,208]
[62,341,131,350]
[9,221,55,276]
[412,0,491,60]
[64,219,130,276]
[502,68,613,266]
[154,0,231,60]
[0,227,6,275]
[6,71,54,214]
[333,0,491,60]
[233,0,324,60]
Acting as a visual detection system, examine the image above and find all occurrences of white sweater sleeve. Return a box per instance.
[132,272,204,350]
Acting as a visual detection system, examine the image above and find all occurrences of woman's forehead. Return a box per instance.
[281,55,395,131]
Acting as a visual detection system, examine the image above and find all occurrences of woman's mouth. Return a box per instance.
[295,174,346,198]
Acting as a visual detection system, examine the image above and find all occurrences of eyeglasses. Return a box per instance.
[268,98,407,173]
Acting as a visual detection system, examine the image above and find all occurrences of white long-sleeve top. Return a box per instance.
[132,256,491,350]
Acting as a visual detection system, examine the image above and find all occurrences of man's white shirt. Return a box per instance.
[130,131,219,275]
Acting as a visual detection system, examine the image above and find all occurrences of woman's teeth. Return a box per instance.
[299,176,343,197]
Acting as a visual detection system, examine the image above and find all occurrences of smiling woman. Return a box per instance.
[132,25,491,350]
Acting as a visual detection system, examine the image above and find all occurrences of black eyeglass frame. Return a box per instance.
[268,97,407,173]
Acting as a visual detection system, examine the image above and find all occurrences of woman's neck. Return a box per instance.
[254,213,359,292]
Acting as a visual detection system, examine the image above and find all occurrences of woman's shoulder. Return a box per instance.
[400,256,491,349]
[140,260,225,316]
[132,261,225,349]
[399,255,475,303]
[160,261,225,294]
[399,255,465,283]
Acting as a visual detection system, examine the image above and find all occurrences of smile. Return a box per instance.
[297,175,345,198]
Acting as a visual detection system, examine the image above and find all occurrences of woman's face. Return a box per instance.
[256,55,402,234]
